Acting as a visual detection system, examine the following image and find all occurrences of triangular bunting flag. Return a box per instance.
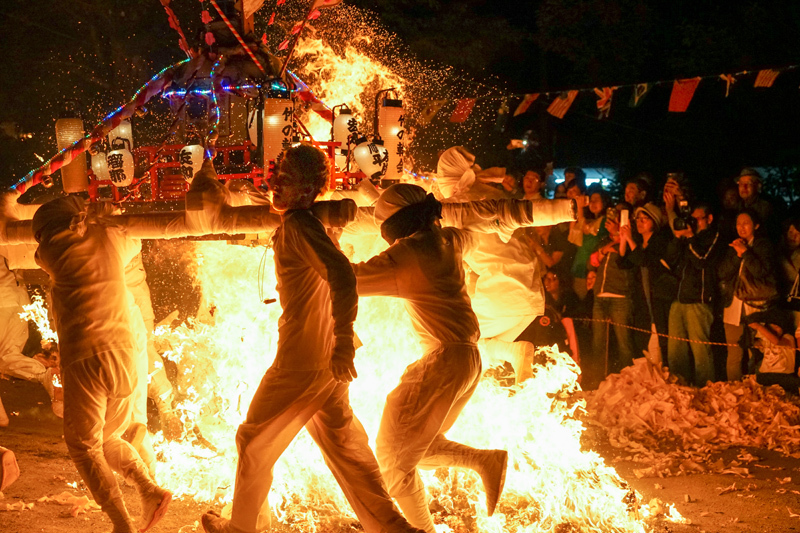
[547,90,578,119]
[629,83,650,107]
[514,94,539,116]
[419,99,448,124]
[720,74,736,97]
[261,32,268,45]
[754,69,780,88]
[267,12,275,25]
[668,77,701,112]
[450,98,477,123]
[291,21,304,34]
[594,87,616,119]
[277,0,286,5]
[278,39,290,51]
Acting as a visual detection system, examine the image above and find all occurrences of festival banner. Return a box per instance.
[668,77,701,112]
[594,87,616,119]
[547,91,578,119]
[419,99,448,124]
[720,74,736,97]
[629,83,650,107]
[754,69,780,88]
[450,98,477,123]
[514,94,539,116]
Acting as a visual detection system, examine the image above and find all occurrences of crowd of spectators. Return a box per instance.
[507,166,800,392]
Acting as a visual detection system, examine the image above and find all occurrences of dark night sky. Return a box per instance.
[1,0,799,200]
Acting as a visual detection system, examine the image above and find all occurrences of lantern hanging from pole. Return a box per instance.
[332,105,358,147]
[109,119,134,151]
[377,98,405,181]
[353,137,389,181]
[106,138,135,188]
[262,91,293,164]
[179,145,205,184]
[90,146,110,185]
[55,117,88,193]
[334,149,348,172]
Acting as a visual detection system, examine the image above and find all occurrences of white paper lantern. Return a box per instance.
[334,148,348,172]
[178,145,205,184]
[109,119,134,151]
[263,96,292,164]
[353,137,389,180]
[55,117,88,193]
[91,150,110,184]
[377,98,405,180]
[332,106,358,147]
[105,148,135,187]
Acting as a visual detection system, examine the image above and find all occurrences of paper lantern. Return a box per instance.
[90,150,110,184]
[106,145,135,187]
[334,149,348,172]
[178,145,204,184]
[377,98,405,180]
[332,105,358,147]
[353,137,389,180]
[109,119,134,151]
[263,95,292,164]
[55,117,88,193]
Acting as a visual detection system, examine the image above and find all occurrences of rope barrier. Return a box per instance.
[570,317,739,347]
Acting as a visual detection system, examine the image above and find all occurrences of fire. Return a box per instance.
[20,294,58,343]
[145,236,684,532]
[292,35,406,141]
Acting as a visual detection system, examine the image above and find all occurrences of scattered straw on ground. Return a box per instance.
[584,358,800,477]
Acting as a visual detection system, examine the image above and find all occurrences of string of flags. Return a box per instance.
[420,64,800,124]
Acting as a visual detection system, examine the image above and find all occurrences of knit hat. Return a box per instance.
[633,202,665,230]
[435,146,476,199]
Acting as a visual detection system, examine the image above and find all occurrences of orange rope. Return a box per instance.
[570,317,739,347]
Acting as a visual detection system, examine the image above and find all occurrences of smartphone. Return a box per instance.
[620,209,629,227]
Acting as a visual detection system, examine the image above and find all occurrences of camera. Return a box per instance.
[672,199,694,231]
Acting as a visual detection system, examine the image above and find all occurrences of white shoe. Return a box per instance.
[478,449,508,516]
[139,486,172,532]
[0,446,20,491]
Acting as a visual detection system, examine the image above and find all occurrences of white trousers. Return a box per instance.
[230,365,412,533]
[62,352,155,523]
[0,305,45,381]
[376,344,482,530]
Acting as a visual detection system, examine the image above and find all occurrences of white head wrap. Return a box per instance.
[374,183,428,223]
[436,146,477,199]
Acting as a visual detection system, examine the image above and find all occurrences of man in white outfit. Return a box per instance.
[32,196,171,533]
[435,147,576,382]
[201,145,425,533]
[352,184,509,533]
[0,245,59,405]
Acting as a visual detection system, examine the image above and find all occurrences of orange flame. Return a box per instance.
[292,36,406,142]
[146,237,685,532]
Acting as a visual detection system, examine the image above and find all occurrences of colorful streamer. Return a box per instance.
[10,59,190,193]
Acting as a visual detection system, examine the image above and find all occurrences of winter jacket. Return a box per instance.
[665,227,724,305]
[589,238,633,298]
[620,228,678,303]
[718,236,778,308]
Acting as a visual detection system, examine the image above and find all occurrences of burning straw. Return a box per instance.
[146,237,678,532]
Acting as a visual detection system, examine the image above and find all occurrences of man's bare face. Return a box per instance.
[738,176,758,201]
